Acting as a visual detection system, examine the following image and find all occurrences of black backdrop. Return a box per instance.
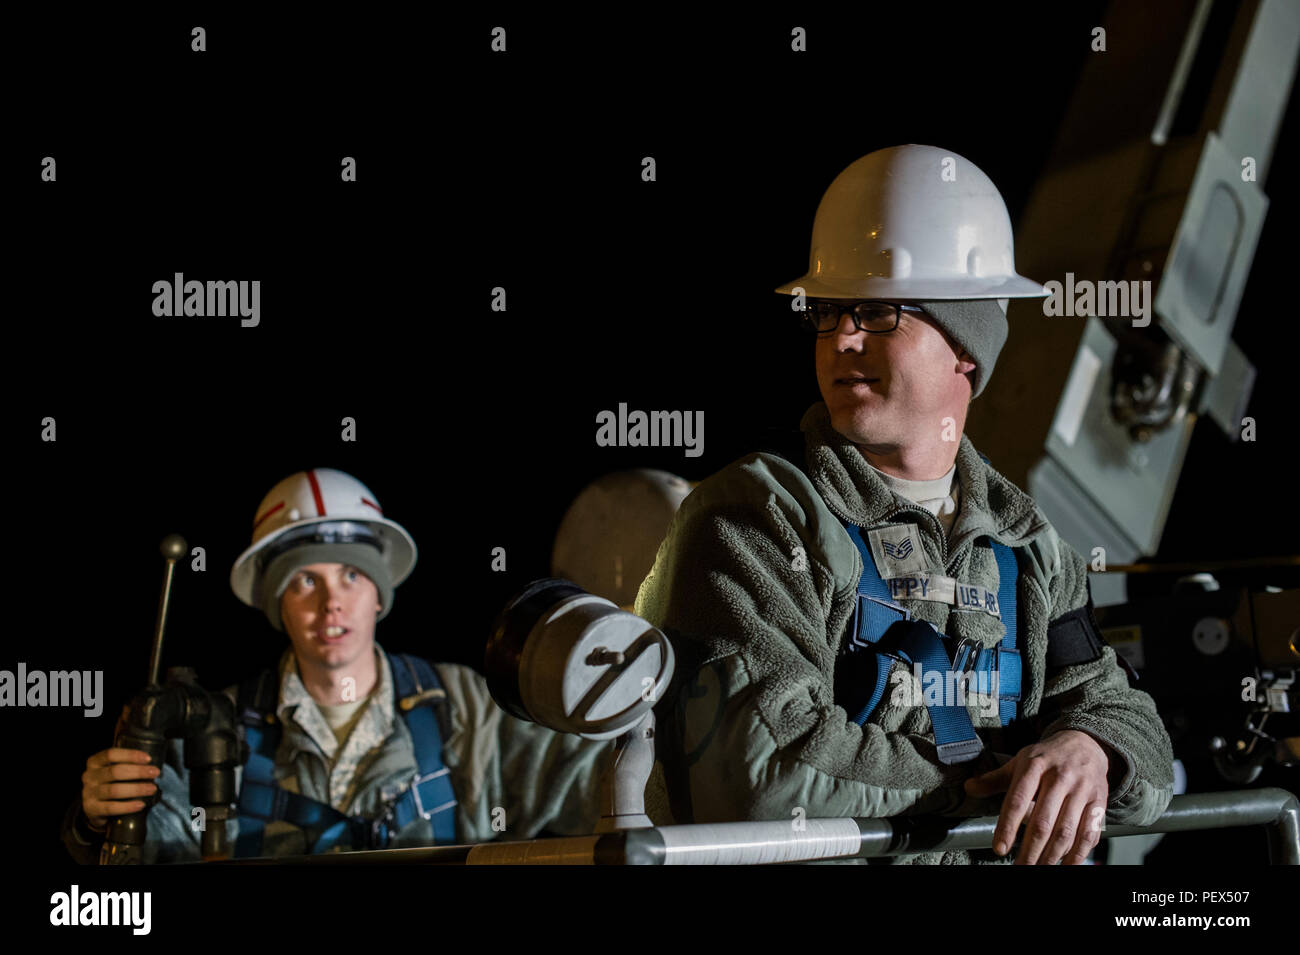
[8,5,1298,926]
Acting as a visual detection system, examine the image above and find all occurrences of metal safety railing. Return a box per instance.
[221,787,1298,865]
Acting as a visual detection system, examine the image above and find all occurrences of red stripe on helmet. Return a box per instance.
[361,497,382,514]
[253,500,285,529]
[306,469,327,516]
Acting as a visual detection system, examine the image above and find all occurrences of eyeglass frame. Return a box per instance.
[798,299,928,336]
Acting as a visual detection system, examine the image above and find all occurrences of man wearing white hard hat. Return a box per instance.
[636,145,1174,864]
[64,468,611,862]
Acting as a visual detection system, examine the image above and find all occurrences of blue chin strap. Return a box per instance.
[840,521,1021,765]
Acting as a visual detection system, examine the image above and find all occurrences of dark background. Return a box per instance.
[7,4,1298,909]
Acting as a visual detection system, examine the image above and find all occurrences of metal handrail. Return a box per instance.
[217,787,1298,865]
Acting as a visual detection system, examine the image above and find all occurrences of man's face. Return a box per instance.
[279,562,380,671]
[814,302,973,448]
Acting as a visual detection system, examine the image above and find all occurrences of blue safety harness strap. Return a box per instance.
[842,523,913,729]
[235,707,368,856]
[989,542,1021,725]
[382,654,459,844]
[233,652,457,857]
[840,520,1022,765]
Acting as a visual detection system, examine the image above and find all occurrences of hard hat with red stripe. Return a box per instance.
[230,468,417,613]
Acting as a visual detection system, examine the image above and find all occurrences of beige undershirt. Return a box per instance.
[866,460,961,539]
[315,694,371,748]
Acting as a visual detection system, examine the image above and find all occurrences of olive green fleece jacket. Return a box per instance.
[635,401,1175,864]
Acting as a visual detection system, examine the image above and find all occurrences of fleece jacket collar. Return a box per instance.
[799,401,1050,555]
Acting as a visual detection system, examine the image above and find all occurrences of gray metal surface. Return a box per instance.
[1218,0,1300,185]
[1037,317,1195,557]
[1155,0,1299,375]
[1016,0,1298,565]
[211,788,1299,865]
[1155,132,1270,376]
[593,711,656,832]
[1199,338,1257,438]
[623,788,1299,865]
[654,818,862,865]
[1029,454,1140,571]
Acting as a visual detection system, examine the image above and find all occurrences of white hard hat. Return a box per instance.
[230,468,417,609]
[775,144,1048,301]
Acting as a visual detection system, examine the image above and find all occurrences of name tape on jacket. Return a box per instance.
[866,523,1002,619]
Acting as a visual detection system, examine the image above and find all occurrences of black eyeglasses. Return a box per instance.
[799,300,926,335]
